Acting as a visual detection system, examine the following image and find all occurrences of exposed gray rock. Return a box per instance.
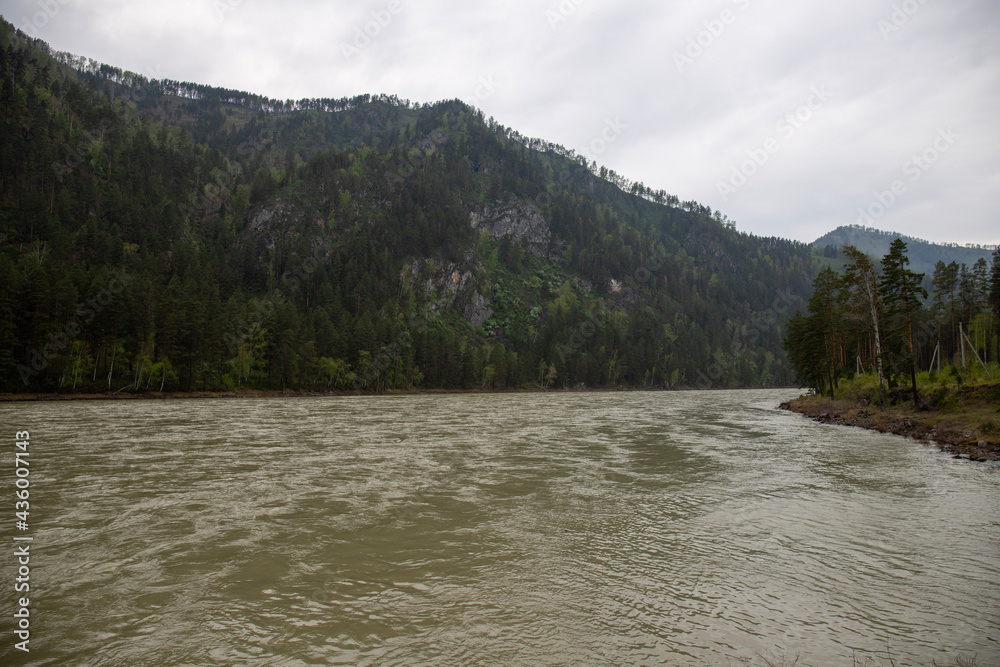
[470,199,551,257]
[244,203,288,250]
[427,267,473,309]
[463,291,493,327]
[402,259,492,325]
[609,277,644,307]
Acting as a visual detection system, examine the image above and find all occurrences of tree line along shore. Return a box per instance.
[782,240,1000,461]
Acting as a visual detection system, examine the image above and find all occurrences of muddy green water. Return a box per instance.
[1,390,997,666]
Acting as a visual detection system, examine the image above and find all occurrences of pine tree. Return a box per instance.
[930,261,948,356]
[879,239,927,408]
[783,311,828,394]
[807,267,841,398]
[932,261,960,358]
[990,248,1000,364]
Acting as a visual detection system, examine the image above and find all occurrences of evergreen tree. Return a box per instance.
[879,239,926,408]
[931,261,959,358]
[807,267,841,398]
[783,311,828,394]
[990,248,1000,364]
[930,260,948,356]
[0,18,823,394]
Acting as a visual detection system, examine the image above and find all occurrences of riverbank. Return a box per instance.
[781,379,1000,462]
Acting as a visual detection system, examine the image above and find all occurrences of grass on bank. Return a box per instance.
[793,363,1000,444]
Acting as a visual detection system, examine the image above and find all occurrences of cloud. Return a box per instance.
[3,0,997,244]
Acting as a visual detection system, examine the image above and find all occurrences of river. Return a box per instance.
[1,389,997,666]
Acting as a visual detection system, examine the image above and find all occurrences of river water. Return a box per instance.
[1,389,997,666]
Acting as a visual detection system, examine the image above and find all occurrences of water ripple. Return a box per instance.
[1,390,997,666]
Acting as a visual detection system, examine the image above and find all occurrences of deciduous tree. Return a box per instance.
[843,246,886,408]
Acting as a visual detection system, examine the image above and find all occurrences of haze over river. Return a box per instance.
[1,389,997,666]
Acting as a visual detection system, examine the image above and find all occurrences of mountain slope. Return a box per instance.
[0,18,818,393]
[814,225,995,277]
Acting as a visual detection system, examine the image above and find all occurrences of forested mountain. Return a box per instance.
[0,18,820,394]
[814,225,995,278]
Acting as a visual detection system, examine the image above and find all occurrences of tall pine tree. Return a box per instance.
[879,239,926,408]
[990,248,1000,364]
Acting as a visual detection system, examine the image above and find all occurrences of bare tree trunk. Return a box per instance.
[871,294,886,409]
[852,258,886,409]
[107,345,116,389]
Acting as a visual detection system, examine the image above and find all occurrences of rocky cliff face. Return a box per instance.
[463,291,493,327]
[470,199,551,258]
[242,199,329,254]
[392,198,556,328]
[244,203,289,251]
[402,259,493,327]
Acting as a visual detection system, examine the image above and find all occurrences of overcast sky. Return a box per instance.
[3,0,998,245]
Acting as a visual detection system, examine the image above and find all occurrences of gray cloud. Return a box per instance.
[3,0,997,244]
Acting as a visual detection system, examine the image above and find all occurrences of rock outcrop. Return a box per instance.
[470,199,551,258]
[402,260,493,327]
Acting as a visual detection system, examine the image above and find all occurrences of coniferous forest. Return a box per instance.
[784,239,1000,401]
[1,18,837,394]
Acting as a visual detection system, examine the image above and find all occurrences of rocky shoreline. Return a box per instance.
[780,397,1000,462]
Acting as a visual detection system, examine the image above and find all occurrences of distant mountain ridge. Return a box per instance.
[813,225,996,276]
[0,17,819,393]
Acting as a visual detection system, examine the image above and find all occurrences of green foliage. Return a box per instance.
[930,385,950,409]
[814,224,994,278]
[783,311,828,394]
[785,239,999,404]
[879,239,927,406]
[0,20,832,393]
